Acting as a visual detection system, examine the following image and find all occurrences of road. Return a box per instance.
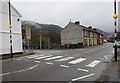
[1,43,114,82]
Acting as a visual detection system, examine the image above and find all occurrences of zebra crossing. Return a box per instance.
[20,54,101,69]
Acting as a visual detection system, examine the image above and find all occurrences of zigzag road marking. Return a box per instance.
[72,73,95,81]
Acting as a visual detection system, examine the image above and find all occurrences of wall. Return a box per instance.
[0,2,22,55]
[61,22,83,45]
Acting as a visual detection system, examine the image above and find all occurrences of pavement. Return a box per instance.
[1,43,119,82]
[96,49,120,82]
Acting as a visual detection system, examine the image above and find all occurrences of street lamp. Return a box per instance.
[113,0,118,61]
[8,0,13,58]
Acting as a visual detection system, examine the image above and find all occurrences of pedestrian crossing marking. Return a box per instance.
[68,58,86,64]
[46,62,53,65]
[77,68,89,72]
[44,56,63,61]
[55,57,74,62]
[35,55,54,60]
[60,65,69,68]
[86,60,100,68]
[34,61,41,63]
[28,55,44,59]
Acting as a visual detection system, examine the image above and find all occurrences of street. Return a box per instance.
[1,43,114,82]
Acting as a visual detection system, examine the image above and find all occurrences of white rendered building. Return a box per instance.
[0,1,22,55]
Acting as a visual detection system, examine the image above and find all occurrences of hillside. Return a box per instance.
[22,20,63,49]
[21,21,63,32]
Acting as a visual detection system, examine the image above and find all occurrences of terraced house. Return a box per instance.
[61,21,104,48]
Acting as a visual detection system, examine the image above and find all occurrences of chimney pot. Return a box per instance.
[75,21,80,25]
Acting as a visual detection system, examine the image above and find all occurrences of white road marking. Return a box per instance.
[12,70,26,73]
[35,55,54,60]
[60,65,69,68]
[46,62,53,65]
[104,56,108,59]
[25,55,38,58]
[72,73,95,81]
[77,68,89,72]
[0,65,39,77]
[68,58,86,64]
[20,57,24,58]
[0,73,10,76]
[16,59,22,60]
[28,64,39,70]
[44,56,63,61]
[86,60,100,68]
[28,55,44,59]
[55,57,74,62]
[34,61,41,63]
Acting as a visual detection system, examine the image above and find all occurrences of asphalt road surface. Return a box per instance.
[1,43,114,82]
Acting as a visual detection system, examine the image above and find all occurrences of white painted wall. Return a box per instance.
[0,1,22,55]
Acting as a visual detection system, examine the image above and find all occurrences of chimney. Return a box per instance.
[93,28,96,31]
[88,26,92,29]
[75,21,80,25]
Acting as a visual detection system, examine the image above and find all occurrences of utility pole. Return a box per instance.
[40,29,42,49]
[8,0,13,58]
[113,0,118,61]
[48,37,50,49]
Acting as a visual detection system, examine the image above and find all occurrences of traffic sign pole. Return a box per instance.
[9,0,13,58]
[113,0,118,61]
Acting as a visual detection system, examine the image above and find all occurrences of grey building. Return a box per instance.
[61,21,104,48]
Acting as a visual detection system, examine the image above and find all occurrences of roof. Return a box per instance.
[7,1,22,17]
[64,22,104,36]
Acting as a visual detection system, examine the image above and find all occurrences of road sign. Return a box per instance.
[26,27,31,40]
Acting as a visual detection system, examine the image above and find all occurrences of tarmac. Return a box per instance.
[96,50,120,82]
[1,49,120,82]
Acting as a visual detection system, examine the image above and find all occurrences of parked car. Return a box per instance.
[113,41,120,48]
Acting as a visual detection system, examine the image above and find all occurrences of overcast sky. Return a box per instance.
[10,0,120,32]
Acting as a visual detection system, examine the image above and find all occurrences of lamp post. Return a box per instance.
[8,0,13,58]
[113,0,118,61]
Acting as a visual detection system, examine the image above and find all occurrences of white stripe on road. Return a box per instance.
[25,55,38,58]
[16,59,22,60]
[28,64,39,70]
[60,65,69,68]
[0,73,10,76]
[34,61,41,63]
[86,60,100,68]
[46,62,53,65]
[104,56,108,59]
[44,56,63,61]
[55,57,74,62]
[35,55,54,60]
[12,69,26,73]
[68,58,86,64]
[72,73,95,81]
[77,68,89,72]
[28,55,44,59]
[0,65,39,77]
